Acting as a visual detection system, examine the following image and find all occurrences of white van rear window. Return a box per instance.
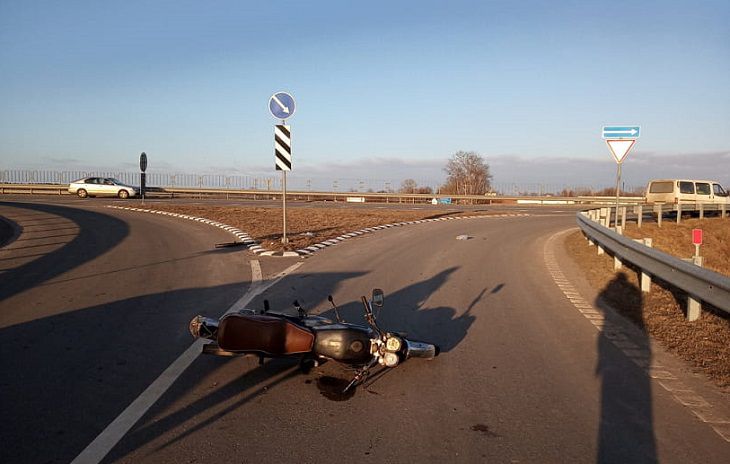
[649,182,673,193]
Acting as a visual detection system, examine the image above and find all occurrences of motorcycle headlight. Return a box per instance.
[383,352,399,367]
[385,335,402,352]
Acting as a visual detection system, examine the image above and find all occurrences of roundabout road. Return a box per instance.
[95,212,729,463]
[0,200,254,464]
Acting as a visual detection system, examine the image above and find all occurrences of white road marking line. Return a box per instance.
[71,260,303,464]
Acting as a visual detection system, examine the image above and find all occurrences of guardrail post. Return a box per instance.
[620,206,626,229]
[685,256,704,321]
[641,238,652,293]
[699,202,704,220]
[722,203,727,219]
[654,204,663,227]
[636,204,643,228]
[676,202,682,224]
[614,253,622,270]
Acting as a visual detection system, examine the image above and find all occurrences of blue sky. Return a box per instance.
[1,0,729,190]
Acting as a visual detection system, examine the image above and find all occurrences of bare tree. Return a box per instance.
[441,151,492,195]
[400,178,418,194]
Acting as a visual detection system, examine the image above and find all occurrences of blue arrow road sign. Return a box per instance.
[269,92,296,120]
[602,125,640,139]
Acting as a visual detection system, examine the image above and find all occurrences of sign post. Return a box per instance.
[603,126,640,227]
[269,92,296,245]
[139,152,148,203]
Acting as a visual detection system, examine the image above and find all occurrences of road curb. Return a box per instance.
[106,206,529,258]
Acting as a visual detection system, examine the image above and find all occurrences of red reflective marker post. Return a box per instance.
[692,228,702,258]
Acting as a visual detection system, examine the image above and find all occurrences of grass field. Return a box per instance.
[128,203,498,251]
[622,217,730,276]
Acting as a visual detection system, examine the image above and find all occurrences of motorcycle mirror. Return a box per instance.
[372,289,384,307]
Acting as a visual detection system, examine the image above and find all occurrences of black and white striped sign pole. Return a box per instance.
[275,123,292,244]
[269,92,296,246]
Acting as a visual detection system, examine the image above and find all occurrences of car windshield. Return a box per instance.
[108,178,123,185]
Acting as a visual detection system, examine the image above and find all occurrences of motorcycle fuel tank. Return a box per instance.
[313,325,373,363]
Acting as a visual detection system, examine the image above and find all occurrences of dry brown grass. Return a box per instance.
[621,217,730,276]
[131,203,496,251]
[565,230,730,389]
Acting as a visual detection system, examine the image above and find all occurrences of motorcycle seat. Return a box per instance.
[217,314,314,355]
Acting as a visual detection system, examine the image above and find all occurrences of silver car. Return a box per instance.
[68,177,139,199]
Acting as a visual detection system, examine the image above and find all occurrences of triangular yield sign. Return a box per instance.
[606,139,636,163]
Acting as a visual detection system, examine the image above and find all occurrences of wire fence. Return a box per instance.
[0,169,641,196]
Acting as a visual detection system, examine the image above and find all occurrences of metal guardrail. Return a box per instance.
[0,183,646,205]
[577,209,730,315]
[1,168,643,195]
[0,184,69,195]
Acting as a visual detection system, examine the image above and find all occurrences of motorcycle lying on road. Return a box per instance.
[189,289,439,392]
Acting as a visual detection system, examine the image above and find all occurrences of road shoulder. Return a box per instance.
[546,227,730,442]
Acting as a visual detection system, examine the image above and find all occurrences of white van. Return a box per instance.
[645,179,730,205]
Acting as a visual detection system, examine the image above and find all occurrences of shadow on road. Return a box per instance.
[0,201,129,304]
[595,272,658,463]
[0,281,249,464]
[104,267,480,462]
[0,213,19,247]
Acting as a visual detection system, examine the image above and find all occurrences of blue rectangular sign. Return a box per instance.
[602,125,640,139]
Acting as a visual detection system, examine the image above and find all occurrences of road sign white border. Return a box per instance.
[601,124,641,140]
[268,91,296,120]
[605,138,636,164]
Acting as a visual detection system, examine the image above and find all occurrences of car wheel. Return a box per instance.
[118,190,130,199]
[77,189,88,198]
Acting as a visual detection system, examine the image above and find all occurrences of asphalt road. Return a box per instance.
[0,200,253,464]
[1,198,728,463]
